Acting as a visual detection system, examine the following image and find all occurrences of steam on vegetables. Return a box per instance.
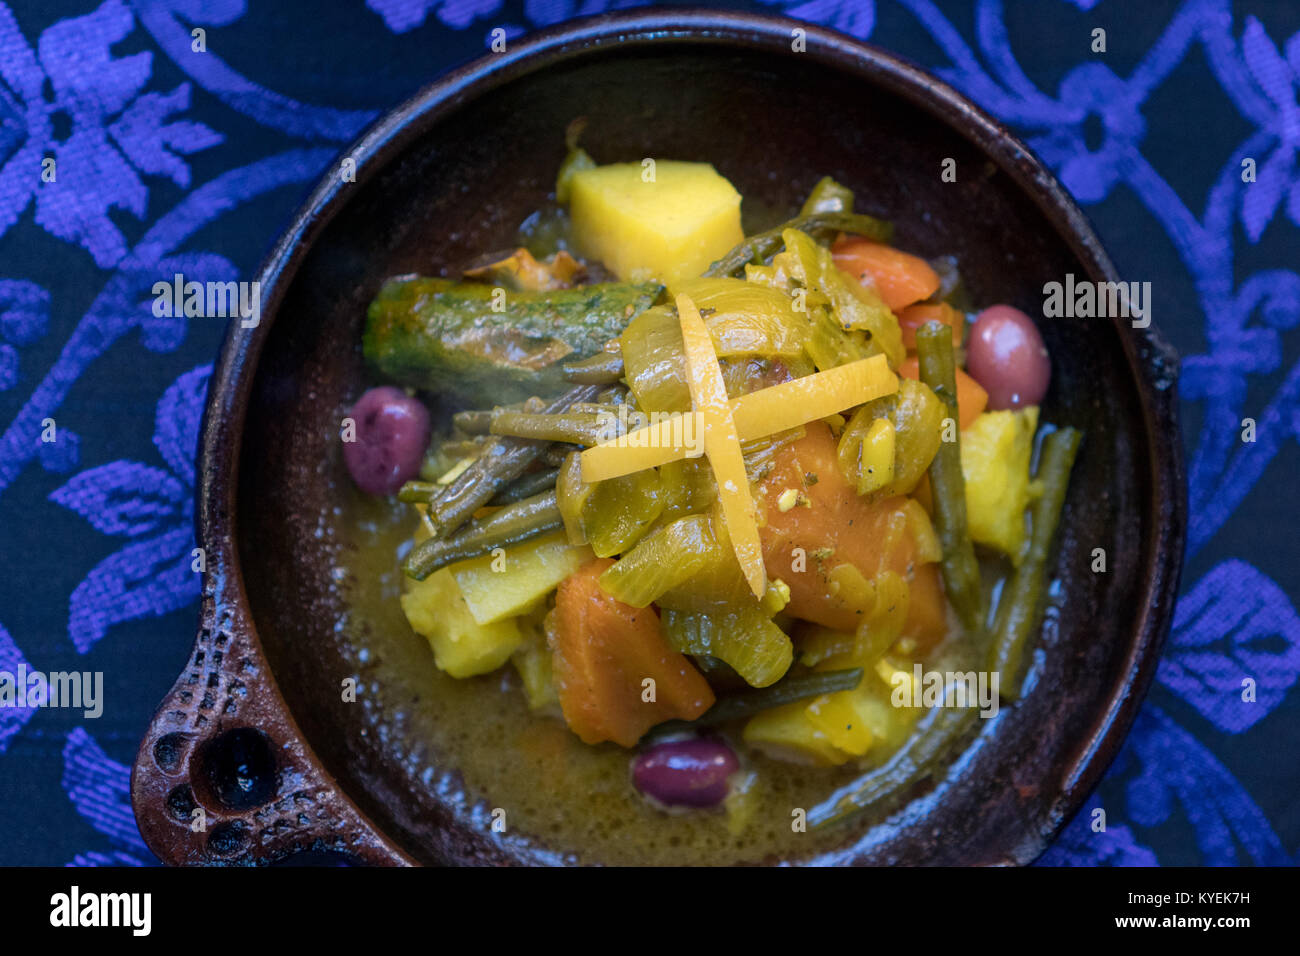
[343,129,1080,822]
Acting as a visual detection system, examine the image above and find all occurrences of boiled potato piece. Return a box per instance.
[743,664,920,765]
[512,609,559,712]
[805,691,875,756]
[401,568,524,678]
[450,530,593,625]
[853,659,924,755]
[960,407,1039,561]
[513,640,558,711]
[569,160,744,285]
[742,698,849,766]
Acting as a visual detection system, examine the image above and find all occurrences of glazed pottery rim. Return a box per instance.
[190,9,1185,865]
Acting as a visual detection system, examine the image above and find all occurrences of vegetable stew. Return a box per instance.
[338,126,1080,854]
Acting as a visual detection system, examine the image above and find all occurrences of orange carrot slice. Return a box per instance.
[755,423,937,631]
[898,302,962,351]
[832,237,940,312]
[900,562,947,654]
[551,558,715,747]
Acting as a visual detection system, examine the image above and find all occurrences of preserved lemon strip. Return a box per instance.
[677,292,767,600]
[728,354,895,438]
[579,411,706,483]
[579,355,897,482]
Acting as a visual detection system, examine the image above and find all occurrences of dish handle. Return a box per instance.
[130,563,413,866]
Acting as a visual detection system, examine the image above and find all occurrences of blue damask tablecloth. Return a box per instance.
[0,0,1295,867]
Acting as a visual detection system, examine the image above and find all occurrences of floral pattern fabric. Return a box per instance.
[0,0,1294,866]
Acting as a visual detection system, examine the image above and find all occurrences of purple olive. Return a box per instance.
[966,304,1051,410]
[343,386,430,496]
[632,738,739,809]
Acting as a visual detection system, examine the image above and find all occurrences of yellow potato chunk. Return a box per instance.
[743,665,921,766]
[806,692,874,756]
[512,640,558,711]
[401,568,524,678]
[742,698,849,766]
[960,406,1040,561]
[449,530,593,625]
[569,160,744,285]
[511,609,559,712]
[858,659,924,753]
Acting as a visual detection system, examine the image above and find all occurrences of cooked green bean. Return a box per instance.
[989,426,1082,699]
[800,176,855,216]
[398,480,440,504]
[562,349,625,384]
[568,401,624,416]
[451,409,496,434]
[704,211,894,278]
[489,467,561,505]
[424,384,600,540]
[809,703,979,829]
[438,438,487,459]
[916,322,984,632]
[457,399,623,437]
[489,411,611,446]
[540,443,577,467]
[418,436,486,481]
[594,385,628,406]
[403,490,562,579]
[643,668,864,741]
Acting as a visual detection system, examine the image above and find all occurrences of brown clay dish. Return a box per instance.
[130,9,1184,866]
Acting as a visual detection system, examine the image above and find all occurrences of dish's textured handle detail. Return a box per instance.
[131,568,412,866]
